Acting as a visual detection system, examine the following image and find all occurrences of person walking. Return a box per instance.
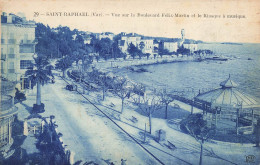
[121,159,127,165]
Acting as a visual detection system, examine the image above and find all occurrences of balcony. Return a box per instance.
[1,54,6,60]
[8,54,15,58]
[8,69,15,73]
[8,39,16,44]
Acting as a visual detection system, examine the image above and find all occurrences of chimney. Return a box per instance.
[7,14,13,23]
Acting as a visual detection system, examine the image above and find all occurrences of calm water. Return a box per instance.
[120,43,260,100]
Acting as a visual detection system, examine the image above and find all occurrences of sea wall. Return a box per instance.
[92,55,196,70]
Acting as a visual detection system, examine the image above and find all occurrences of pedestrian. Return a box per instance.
[121,159,126,165]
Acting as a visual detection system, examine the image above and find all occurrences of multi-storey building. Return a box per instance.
[118,33,158,55]
[98,32,114,40]
[1,12,36,90]
[140,39,154,54]
[93,32,115,41]
[163,41,178,53]
[183,43,198,53]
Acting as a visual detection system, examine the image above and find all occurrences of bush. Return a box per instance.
[14,88,26,102]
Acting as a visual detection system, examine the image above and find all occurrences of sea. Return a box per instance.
[119,43,260,100]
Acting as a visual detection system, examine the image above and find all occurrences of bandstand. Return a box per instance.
[0,79,18,158]
[194,76,260,135]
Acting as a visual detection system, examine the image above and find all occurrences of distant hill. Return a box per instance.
[117,33,203,44]
[221,42,243,45]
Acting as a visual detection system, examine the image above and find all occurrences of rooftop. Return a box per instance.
[195,76,259,108]
[220,75,238,88]
[1,12,36,25]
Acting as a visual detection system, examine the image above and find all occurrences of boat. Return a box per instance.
[205,55,228,61]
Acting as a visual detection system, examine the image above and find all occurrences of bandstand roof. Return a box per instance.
[220,76,238,88]
[195,76,260,108]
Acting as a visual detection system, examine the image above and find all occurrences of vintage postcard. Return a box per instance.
[0,0,260,164]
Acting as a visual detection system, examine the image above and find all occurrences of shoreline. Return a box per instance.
[93,55,198,70]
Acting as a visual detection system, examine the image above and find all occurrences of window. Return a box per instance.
[9,33,14,39]
[8,48,15,58]
[9,62,14,69]
[9,48,14,54]
[23,34,30,43]
[1,33,4,44]
[24,34,28,41]
[1,61,4,73]
[8,62,14,73]
[8,54,15,58]
[20,60,33,69]
[20,45,34,53]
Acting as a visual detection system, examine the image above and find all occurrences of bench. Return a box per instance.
[130,116,138,123]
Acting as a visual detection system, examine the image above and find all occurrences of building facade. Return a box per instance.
[119,33,141,49]
[163,42,178,53]
[118,33,157,55]
[94,32,115,41]
[183,43,198,53]
[140,39,154,54]
[1,12,36,90]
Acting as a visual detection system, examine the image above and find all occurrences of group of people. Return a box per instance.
[110,159,126,165]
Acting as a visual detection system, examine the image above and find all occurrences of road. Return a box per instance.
[30,76,159,165]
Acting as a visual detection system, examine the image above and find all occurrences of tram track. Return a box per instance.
[59,75,193,165]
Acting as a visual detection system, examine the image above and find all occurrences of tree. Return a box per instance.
[158,89,175,119]
[97,73,113,101]
[139,41,145,59]
[177,46,190,55]
[98,38,113,60]
[132,83,146,103]
[26,56,53,113]
[112,34,124,60]
[184,114,215,165]
[36,23,78,59]
[136,94,162,134]
[145,53,151,60]
[122,53,127,60]
[158,41,170,58]
[82,55,93,72]
[71,34,87,65]
[255,119,260,147]
[98,74,108,101]
[55,56,73,77]
[137,49,143,60]
[112,77,133,113]
[139,41,145,51]
[127,43,139,59]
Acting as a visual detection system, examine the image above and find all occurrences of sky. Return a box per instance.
[1,0,260,43]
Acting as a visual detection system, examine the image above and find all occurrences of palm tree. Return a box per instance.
[26,56,53,113]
